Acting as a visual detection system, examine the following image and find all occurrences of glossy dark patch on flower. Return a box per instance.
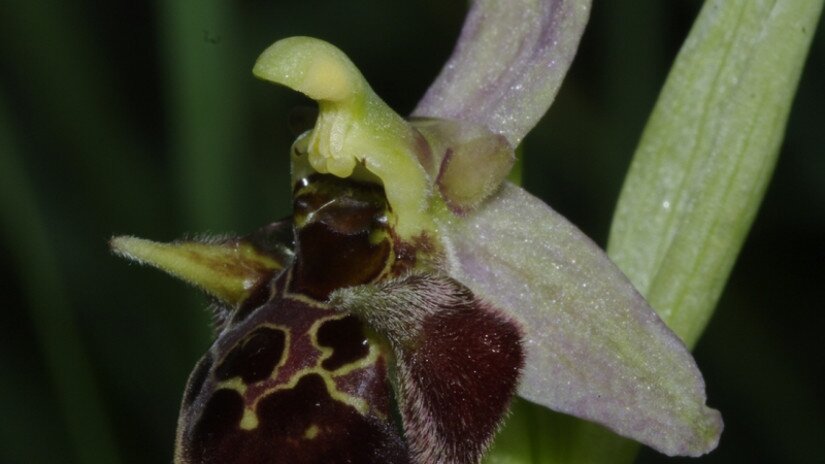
[186,374,408,464]
[401,302,524,464]
[189,388,245,462]
[215,327,287,383]
[317,315,370,371]
[183,354,213,408]
[292,222,389,299]
[244,218,295,265]
[291,176,391,300]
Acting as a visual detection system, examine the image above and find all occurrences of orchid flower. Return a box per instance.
[108,1,733,462]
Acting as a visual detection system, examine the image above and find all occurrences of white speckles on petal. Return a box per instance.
[439,183,722,456]
[413,0,592,146]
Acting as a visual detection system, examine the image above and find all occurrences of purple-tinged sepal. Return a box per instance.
[409,0,722,454]
[438,183,722,456]
[413,0,592,147]
[331,273,524,464]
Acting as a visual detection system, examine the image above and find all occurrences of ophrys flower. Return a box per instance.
[112,1,722,462]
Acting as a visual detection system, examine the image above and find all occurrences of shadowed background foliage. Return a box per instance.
[0,1,822,463]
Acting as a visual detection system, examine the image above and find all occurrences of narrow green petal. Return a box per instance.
[0,96,122,464]
[608,0,823,347]
[111,236,283,306]
[158,0,246,231]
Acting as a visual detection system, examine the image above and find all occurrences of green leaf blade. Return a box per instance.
[608,0,824,347]
[491,1,822,463]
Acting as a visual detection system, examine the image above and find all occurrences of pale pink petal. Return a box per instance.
[413,0,591,146]
[439,183,722,456]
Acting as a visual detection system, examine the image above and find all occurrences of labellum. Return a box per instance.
[114,169,524,464]
[113,2,723,462]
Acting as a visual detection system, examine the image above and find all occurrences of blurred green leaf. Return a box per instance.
[562,1,823,463]
[491,0,822,462]
[159,0,249,232]
[609,0,823,347]
[0,0,159,226]
[0,96,122,464]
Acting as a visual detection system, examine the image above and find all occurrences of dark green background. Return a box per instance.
[1,1,822,463]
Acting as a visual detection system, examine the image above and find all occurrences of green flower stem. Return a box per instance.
[158,0,247,232]
[0,97,122,464]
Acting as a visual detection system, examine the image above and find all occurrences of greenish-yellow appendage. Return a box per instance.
[253,37,432,239]
[110,236,281,306]
[413,119,514,215]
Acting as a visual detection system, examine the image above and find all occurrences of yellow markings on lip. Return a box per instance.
[240,408,259,430]
[375,230,397,282]
[307,312,382,377]
[251,367,370,416]
[303,314,375,415]
[220,313,373,416]
[281,268,329,307]
[214,377,248,395]
[303,424,320,440]
[213,322,292,385]
[314,369,370,415]
[308,314,342,367]
[214,290,385,422]
[330,341,380,377]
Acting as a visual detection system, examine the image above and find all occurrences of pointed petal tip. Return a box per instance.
[109,235,152,263]
[110,235,281,306]
[629,400,723,457]
[677,405,723,457]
